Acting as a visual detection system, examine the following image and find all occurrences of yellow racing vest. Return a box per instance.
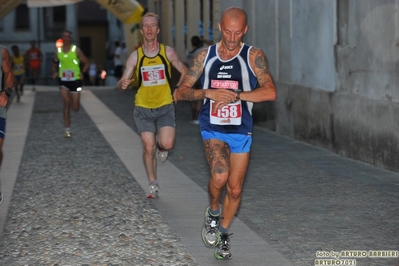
[134,44,173,108]
[12,54,25,75]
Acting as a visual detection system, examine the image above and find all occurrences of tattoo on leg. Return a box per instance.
[204,140,230,174]
[214,160,226,174]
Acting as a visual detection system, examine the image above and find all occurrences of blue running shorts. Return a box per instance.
[201,130,252,153]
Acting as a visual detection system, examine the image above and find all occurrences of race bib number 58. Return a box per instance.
[210,100,242,125]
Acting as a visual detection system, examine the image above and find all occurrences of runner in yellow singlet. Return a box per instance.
[11,45,25,102]
[117,12,187,198]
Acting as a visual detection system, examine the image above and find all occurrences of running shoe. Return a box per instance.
[156,148,168,163]
[201,207,221,247]
[214,233,233,260]
[147,182,160,198]
[64,131,71,138]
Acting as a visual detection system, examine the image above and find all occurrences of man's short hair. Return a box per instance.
[140,12,161,29]
[62,30,73,37]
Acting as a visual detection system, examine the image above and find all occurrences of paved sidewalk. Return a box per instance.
[0,86,398,266]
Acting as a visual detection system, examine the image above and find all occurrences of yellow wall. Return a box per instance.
[79,25,108,68]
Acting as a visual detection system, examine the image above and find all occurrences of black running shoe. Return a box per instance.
[214,233,233,260]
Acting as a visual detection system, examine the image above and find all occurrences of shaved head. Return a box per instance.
[221,7,248,26]
[218,6,249,52]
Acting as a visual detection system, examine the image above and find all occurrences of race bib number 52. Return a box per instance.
[210,100,242,125]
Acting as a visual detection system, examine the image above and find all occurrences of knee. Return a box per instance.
[210,175,228,189]
[62,97,70,106]
[161,142,174,151]
[143,144,156,156]
[227,185,243,201]
[157,138,174,151]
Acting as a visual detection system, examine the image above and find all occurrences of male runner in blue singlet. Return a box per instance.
[174,6,277,260]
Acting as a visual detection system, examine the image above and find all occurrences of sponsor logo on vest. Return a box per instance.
[220,118,231,124]
[217,74,232,78]
[211,80,239,89]
[220,65,233,70]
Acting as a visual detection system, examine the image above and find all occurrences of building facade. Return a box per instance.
[0,1,124,84]
[1,0,398,172]
[147,0,399,172]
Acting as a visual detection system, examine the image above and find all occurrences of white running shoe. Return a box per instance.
[147,182,160,198]
[156,148,168,163]
[64,128,71,138]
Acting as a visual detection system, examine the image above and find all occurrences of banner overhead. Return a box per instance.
[1,0,143,24]
[0,0,25,19]
[95,0,144,23]
[27,0,82,8]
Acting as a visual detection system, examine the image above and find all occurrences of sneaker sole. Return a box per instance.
[214,249,232,260]
[201,227,219,247]
[201,207,220,247]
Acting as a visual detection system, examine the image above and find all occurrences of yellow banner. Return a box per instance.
[96,0,144,62]
[27,0,82,8]
[0,0,25,19]
[96,0,144,23]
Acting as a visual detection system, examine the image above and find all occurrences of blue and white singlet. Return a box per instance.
[198,43,258,136]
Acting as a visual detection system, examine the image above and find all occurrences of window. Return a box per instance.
[53,6,66,24]
[80,36,91,58]
[15,4,30,30]
[44,6,66,40]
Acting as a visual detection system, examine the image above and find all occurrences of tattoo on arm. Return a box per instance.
[188,50,206,83]
[252,48,274,87]
[180,89,206,101]
[179,49,209,101]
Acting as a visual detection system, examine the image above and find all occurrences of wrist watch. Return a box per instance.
[235,90,241,101]
[4,88,12,97]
